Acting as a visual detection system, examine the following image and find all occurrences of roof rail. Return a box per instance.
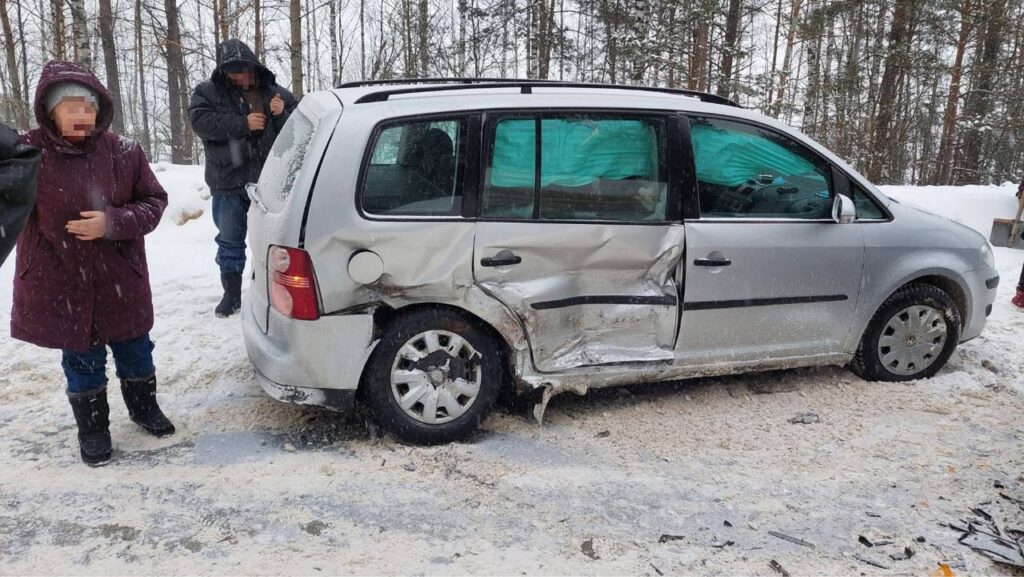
[339,78,741,108]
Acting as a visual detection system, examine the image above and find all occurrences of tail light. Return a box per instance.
[269,246,320,320]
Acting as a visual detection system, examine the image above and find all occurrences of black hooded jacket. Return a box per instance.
[188,39,298,194]
[0,123,39,266]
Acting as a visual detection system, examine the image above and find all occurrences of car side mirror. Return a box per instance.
[832,194,856,224]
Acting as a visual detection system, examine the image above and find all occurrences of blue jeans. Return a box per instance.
[62,335,156,394]
[212,193,251,274]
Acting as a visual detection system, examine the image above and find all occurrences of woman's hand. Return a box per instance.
[66,211,107,241]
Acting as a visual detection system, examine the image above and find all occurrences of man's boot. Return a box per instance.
[67,385,112,467]
[120,376,176,437]
[216,272,242,318]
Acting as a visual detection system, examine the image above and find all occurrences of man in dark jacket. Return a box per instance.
[188,39,297,317]
[0,122,39,266]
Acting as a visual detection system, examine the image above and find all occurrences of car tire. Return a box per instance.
[851,283,961,382]
[362,308,503,445]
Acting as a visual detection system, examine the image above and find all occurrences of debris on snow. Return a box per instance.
[768,530,815,549]
[788,412,820,425]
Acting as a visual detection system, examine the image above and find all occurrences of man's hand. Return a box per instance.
[66,211,107,241]
[247,112,267,132]
[270,94,285,117]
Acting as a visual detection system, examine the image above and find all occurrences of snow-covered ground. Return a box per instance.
[0,167,1022,575]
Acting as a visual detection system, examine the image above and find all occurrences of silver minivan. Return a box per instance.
[243,80,1000,444]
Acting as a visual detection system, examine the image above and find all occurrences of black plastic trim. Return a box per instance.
[531,295,678,310]
[684,294,848,311]
[986,275,1000,290]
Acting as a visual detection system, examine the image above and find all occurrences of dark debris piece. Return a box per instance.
[595,430,611,438]
[889,547,915,561]
[659,534,685,544]
[788,412,820,425]
[854,554,891,570]
[581,539,599,560]
[769,559,791,577]
[957,525,1024,569]
[768,530,816,549]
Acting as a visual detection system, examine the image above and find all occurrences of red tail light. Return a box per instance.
[269,246,320,320]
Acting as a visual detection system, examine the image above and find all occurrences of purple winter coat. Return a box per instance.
[11,61,167,352]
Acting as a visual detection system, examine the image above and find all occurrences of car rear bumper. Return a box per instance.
[961,267,999,343]
[242,293,379,410]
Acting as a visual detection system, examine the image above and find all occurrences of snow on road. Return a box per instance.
[0,167,1022,575]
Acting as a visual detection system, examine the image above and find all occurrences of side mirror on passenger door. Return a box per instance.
[832,194,856,224]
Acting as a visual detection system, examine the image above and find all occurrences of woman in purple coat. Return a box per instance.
[13,61,175,466]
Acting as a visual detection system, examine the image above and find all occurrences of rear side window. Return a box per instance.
[361,118,466,216]
[259,109,317,209]
[689,117,833,219]
[482,115,669,222]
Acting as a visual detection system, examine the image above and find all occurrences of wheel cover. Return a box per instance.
[877,305,948,377]
[389,329,483,425]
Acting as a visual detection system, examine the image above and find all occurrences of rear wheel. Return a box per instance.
[363,308,502,444]
[851,284,961,381]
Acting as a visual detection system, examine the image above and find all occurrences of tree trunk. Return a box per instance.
[163,0,191,163]
[768,0,801,117]
[688,2,711,91]
[359,0,366,79]
[957,0,1007,184]
[866,0,917,183]
[70,0,90,68]
[418,0,427,75]
[98,0,125,133]
[0,0,29,129]
[289,0,304,97]
[330,0,339,84]
[254,0,262,59]
[716,0,742,98]
[135,0,151,156]
[934,0,972,185]
[51,0,66,59]
[218,0,229,44]
[458,0,468,75]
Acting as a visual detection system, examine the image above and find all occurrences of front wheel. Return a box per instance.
[851,284,961,381]
[362,308,503,445]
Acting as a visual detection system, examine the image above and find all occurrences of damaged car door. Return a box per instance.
[473,112,685,373]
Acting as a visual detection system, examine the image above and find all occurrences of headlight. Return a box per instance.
[981,241,996,269]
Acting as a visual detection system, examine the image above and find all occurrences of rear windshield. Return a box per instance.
[258,109,318,210]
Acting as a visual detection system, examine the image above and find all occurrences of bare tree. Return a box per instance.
[99,0,126,133]
[70,0,90,67]
[0,0,29,128]
[163,0,191,163]
[290,0,304,96]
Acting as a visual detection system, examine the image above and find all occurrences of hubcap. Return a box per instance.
[877,305,948,377]
[390,330,482,425]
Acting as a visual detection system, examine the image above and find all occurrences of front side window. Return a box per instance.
[689,117,833,219]
[361,118,465,216]
[482,115,669,222]
[851,183,887,220]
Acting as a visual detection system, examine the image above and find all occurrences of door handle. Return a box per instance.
[480,255,522,267]
[694,257,732,267]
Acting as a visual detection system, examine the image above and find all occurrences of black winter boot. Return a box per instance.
[216,272,243,318]
[121,376,176,437]
[67,385,112,467]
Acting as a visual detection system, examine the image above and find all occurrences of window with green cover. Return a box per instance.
[690,117,833,219]
[482,115,669,221]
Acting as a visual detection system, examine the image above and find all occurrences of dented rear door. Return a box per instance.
[472,112,685,373]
